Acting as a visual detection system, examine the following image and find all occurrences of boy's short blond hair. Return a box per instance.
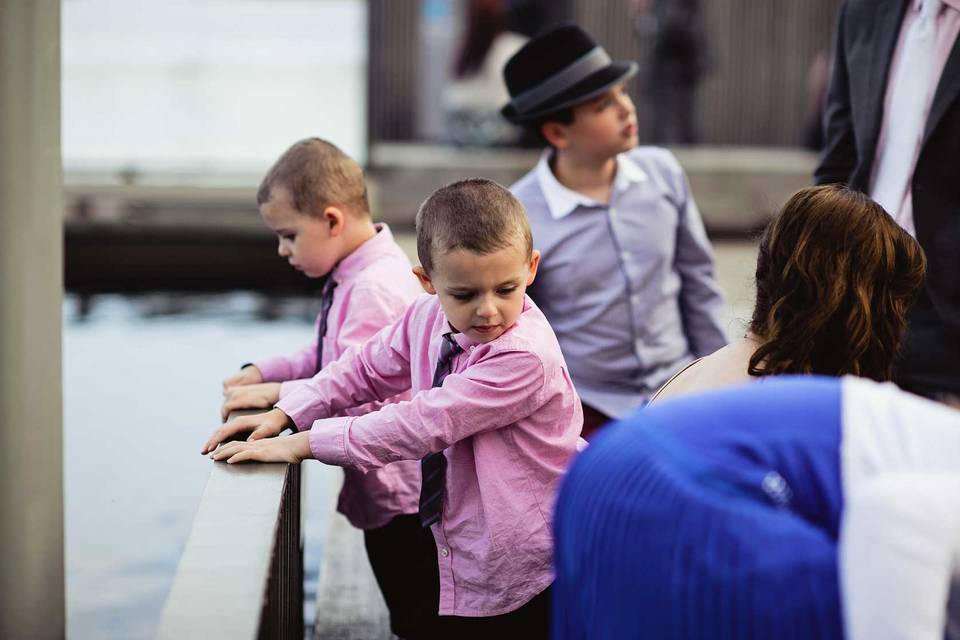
[416,178,533,273]
[257,138,370,217]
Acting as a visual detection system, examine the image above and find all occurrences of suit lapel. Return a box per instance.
[923,37,960,145]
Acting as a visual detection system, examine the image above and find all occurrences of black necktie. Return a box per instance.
[419,333,463,527]
[315,277,338,374]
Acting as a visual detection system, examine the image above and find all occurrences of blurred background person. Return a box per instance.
[653,185,926,402]
[443,0,528,146]
[632,0,711,144]
[802,49,831,151]
[816,0,960,406]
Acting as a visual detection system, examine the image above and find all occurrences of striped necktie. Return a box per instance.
[314,276,338,374]
[418,333,463,527]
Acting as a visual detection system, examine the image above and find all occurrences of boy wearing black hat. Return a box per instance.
[503,25,728,438]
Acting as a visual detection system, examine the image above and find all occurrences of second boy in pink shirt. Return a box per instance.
[205,178,582,637]
[217,138,427,637]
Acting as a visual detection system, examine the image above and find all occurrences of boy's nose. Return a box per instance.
[476,296,498,320]
[277,239,289,257]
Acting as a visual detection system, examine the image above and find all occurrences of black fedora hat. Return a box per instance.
[501,24,638,125]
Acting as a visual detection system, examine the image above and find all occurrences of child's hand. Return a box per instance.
[221,382,282,420]
[222,365,263,389]
[201,408,292,455]
[209,431,311,465]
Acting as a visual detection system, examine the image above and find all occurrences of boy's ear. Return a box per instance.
[526,250,541,286]
[541,122,569,150]
[322,206,346,237]
[412,266,437,295]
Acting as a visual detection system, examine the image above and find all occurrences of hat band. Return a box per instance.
[511,46,613,114]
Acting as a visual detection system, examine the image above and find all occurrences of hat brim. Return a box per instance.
[501,61,638,125]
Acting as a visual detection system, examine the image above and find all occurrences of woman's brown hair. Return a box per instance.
[748,185,926,382]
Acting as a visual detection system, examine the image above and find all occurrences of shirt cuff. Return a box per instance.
[252,357,290,383]
[276,383,329,431]
[308,417,352,465]
[278,379,307,400]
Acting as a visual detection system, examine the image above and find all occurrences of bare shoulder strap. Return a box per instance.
[648,357,704,404]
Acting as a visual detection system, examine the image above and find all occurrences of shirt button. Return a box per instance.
[439,547,450,558]
[620,251,631,261]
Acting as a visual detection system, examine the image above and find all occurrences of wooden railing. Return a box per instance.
[157,418,303,640]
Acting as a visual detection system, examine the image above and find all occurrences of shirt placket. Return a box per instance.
[431,345,463,614]
[432,525,457,613]
[603,190,648,366]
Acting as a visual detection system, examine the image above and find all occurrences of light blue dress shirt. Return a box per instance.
[511,147,728,417]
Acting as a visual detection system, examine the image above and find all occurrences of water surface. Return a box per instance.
[64,293,338,639]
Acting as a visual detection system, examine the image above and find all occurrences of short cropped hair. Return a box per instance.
[748,185,926,382]
[416,178,533,273]
[256,137,370,217]
[525,107,575,147]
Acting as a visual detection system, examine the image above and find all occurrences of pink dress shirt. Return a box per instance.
[276,294,583,616]
[255,223,424,529]
[870,0,960,235]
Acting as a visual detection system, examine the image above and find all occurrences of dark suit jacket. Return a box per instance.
[815,0,960,391]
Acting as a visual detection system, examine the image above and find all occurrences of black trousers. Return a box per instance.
[433,585,552,640]
[365,513,552,639]
[364,513,440,639]
[581,402,613,441]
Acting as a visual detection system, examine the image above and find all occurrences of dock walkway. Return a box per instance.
[312,477,394,640]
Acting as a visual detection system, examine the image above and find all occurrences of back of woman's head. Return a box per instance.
[748,185,926,381]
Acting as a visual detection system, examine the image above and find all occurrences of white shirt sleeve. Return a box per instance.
[841,473,960,640]
[841,376,960,487]
[839,377,960,639]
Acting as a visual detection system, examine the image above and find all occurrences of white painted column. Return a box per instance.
[0,0,64,637]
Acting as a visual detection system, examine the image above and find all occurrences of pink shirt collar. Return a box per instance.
[332,222,398,282]
[441,297,533,351]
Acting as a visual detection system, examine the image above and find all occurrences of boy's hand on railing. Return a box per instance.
[221,382,282,420]
[222,365,263,389]
[201,408,293,455]
[209,431,311,465]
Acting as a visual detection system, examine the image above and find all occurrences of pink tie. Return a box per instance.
[870,0,942,230]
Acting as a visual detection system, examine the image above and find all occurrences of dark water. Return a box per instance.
[63,293,340,639]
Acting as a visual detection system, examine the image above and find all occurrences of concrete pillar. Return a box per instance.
[0,0,64,637]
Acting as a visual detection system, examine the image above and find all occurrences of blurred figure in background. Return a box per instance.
[653,185,926,402]
[802,49,831,150]
[632,0,710,144]
[554,375,960,640]
[443,0,528,146]
[816,0,960,406]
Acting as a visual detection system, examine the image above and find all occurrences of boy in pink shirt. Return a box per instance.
[217,138,428,637]
[203,178,582,638]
